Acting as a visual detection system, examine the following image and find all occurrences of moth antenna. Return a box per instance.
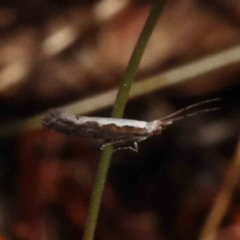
[162,107,220,124]
[160,98,221,121]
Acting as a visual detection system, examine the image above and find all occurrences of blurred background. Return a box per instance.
[0,0,239,239]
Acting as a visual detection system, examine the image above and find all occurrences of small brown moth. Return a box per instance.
[42,98,220,151]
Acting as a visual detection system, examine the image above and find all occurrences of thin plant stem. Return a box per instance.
[1,45,240,138]
[112,1,167,118]
[82,1,167,240]
[199,139,240,240]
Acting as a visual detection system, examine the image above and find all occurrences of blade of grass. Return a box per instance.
[199,139,240,240]
[1,45,240,139]
[82,1,167,240]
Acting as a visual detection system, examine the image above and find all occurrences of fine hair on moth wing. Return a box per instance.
[42,98,221,152]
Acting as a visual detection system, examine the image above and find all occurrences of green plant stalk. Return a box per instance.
[82,1,167,240]
[112,1,167,118]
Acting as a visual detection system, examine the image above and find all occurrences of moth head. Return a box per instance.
[145,120,161,135]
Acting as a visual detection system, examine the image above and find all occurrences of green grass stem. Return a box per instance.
[82,1,167,240]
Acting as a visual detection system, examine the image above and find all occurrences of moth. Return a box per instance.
[42,98,220,152]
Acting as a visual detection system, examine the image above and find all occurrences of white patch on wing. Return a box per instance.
[145,121,161,133]
[75,116,148,128]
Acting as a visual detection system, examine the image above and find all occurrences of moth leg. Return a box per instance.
[112,142,138,152]
[100,141,115,150]
[135,136,147,143]
[101,136,147,152]
[101,139,130,150]
[134,142,138,151]
[112,137,148,152]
